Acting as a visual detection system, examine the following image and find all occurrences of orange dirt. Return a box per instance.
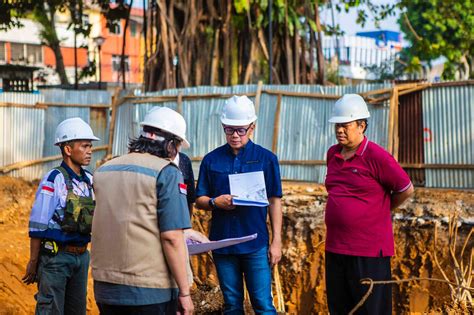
[0,177,472,314]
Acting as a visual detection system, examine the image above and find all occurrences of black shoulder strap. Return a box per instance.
[55,166,74,192]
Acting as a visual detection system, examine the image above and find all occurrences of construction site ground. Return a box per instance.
[0,176,472,314]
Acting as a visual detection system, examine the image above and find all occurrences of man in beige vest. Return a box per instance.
[91,107,194,314]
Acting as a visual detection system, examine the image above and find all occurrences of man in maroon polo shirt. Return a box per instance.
[324,94,414,314]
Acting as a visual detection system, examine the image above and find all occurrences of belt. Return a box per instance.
[58,244,88,255]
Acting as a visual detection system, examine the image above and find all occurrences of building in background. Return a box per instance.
[86,5,144,86]
[0,19,88,91]
[322,30,403,81]
[0,4,144,92]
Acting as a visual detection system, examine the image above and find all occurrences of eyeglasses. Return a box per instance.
[223,125,253,136]
[335,122,356,129]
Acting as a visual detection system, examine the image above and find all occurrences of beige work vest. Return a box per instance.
[91,152,192,288]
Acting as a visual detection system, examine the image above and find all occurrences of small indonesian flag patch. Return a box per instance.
[41,184,54,195]
[179,183,187,195]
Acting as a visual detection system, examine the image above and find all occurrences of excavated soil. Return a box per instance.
[0,177,472,314]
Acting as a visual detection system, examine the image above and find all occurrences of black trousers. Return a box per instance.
[325,251,392,315]
[97,299,177,315]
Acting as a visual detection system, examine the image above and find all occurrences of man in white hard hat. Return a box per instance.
[325,94,414,314]
[23,117,99,314]
[196,95,283,314]
[91,107,194,314]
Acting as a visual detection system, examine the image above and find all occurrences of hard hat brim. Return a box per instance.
[328,114,370,124]
[140,122,190,149]
[220,117,257,126]
[54,136,100,145]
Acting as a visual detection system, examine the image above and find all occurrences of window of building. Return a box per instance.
[82,14,89,28]
[10,43,26,62]
[112,55,130,72]
[108,20,122,35]
[0,42,5,61]
[26,44,42,64]
[130,21,138,37]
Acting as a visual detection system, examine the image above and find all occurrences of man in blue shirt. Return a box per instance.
[196,95,283,314]
[23,117,100,315]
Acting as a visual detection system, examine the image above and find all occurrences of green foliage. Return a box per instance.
[397,0,474,79]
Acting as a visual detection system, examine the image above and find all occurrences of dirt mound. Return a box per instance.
[0,176,472,314]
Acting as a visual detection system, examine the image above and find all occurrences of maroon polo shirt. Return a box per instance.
[325,136,411,257]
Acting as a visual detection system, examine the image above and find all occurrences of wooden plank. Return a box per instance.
[0,102,47,109]
[262,89,340,99]
[359,88,392,98]
[431,80,474,87]
[251,81,264,141]
[106,88,122,157]
[398,84,431,96]
[0,145,109,174]
[176,91,183,114]
[131,92,257,104]
[387,87,397,156]
[272,94,283,153]
[37,102,110,109]
[393,87,400,161]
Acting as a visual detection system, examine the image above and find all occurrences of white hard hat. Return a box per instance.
[54,117,100,145]
[140,107,190,149]
[328,94,371,123]
[221,95,257,126]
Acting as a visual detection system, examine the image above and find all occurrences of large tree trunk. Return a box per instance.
[314,1,325,85]
[39,2,69,85]
[284,2,294,84]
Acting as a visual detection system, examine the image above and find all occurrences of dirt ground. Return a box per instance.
[0,177,472,314]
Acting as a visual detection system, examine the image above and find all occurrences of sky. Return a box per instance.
[320,1,401,35]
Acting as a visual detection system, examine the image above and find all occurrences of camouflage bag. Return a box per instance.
[56,167,95,235]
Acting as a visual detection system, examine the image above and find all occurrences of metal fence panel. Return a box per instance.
[0,106,45,180]
[422,85,474,188]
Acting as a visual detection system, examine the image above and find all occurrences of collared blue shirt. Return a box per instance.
[196,140,282,254]
[28,161,93,245]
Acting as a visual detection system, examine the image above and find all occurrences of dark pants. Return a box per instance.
[325,251,392,315]
[35,251,90,315]
[97,300,177,315]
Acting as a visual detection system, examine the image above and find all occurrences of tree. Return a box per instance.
[396,0,473,79]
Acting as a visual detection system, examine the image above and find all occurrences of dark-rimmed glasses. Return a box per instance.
[223,124,253,136]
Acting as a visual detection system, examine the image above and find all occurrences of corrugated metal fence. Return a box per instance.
[1,82,472,188]
[0,89,111,180]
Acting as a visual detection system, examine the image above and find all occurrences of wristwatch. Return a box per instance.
[208,197,217,209]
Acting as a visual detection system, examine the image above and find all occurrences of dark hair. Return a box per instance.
[128,126,180,159]
[356,119,368,133]
[59,141,75,156]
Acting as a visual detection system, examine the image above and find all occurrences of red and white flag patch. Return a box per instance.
[41,184,54,195]
[179,183,187,195]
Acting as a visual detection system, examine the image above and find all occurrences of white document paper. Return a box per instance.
[228,171,269,207]
[187,233,258,255]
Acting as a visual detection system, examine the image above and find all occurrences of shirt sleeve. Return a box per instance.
[195,156,211,197]
[265,154,283,198]
[156,165,191,232]
[28,170,62,234]
[373,151,412,193]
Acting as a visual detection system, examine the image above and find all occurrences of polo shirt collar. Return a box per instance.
[354,136,369,156]
[225,140,254,157]
[60,161,88,183]
[335,136,369,159]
